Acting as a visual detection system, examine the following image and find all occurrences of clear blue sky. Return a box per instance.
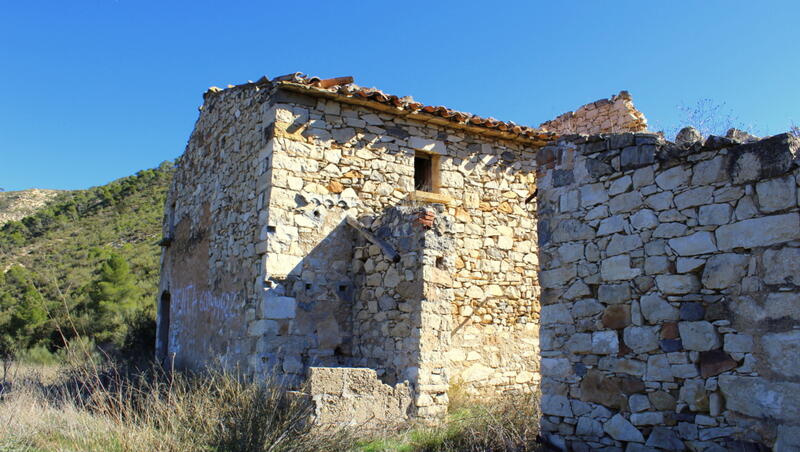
[2,1,798,191]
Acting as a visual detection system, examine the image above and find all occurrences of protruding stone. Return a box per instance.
[602,305,631,329]
[701,253,748,289]
[699,349,738,378]
[640,294,678,323]
[624,326,660,354]
[656,275,701,295]
[675,126,702,146]
[715,213,800,250]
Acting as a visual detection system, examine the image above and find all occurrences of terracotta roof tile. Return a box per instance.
[205,73,555,143]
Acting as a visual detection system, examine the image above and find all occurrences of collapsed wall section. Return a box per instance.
[539,91,648,136]
[537,131,800,449]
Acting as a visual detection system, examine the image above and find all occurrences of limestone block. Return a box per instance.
[655,275,700,294]
[716,213,800,250]
[601,255,641,281]
[580,182,609,207]
[698,203,731,226]
[592,331,619,355]
[645,191,674,211]
[667,231,717,256]
[676,257,704,273]
[692,155,727,185]
[572,299,604,317]
[646,427,685,450]
[645,354,673,382]
[640,294,678,323]
[248,319,279,336]
[609,191,644,214]
[678,321,720,351]
[655,165,690,190]
[262,295,296,319]
[576,417,603,437]
[597,215,626,236]
[630,209,658,230]
[607,234,643,256]
[652,222,687,238]
[603,414,644,442]
[541,304,573,325]
[701,253,748,289]
[539,265,577,289]
[723,334,753,353]
[566,333,593,353]
[761,330,800,377]
[762,247,800,284]
[598,283,631,304]
[552,219,595,243]
[602,305,631,329]
[623,326,659,353]
[630,412,664,426]
[409,137,445,154]
[644,256,670,275]
[541,394,573,417]
[674,186,714,210]
[756,175,796,213]
[628,394,651,412]
[679,379,708,412]
[609,175,632,196]
[558,242,585,263]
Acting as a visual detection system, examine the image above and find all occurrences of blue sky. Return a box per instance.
[1,1,798,191]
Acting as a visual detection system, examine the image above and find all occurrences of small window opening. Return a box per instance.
[415,152,433,192]
[266,225,276,233]
[338,285,348,292]
[305,283,312,290]
[435,256,445,269]
[415,151,441,193]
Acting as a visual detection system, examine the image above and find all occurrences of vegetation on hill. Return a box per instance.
[0,162,174,363]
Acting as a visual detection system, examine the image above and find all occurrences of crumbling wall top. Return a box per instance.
[539,91,649,136]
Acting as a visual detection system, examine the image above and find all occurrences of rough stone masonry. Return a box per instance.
[157,72,800,449]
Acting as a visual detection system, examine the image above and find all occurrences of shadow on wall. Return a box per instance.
[257,203,430,389]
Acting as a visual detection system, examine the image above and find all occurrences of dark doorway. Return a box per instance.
[414,152,433,191]
[157,291,171,363]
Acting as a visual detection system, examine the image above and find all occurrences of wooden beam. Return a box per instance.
[345,215,401,263]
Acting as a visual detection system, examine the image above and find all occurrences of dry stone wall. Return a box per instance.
[539,91,648,136]
[536,131,800,449]
[157,85,274,369]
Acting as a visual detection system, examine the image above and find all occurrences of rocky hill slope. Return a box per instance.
[0,189,62,226]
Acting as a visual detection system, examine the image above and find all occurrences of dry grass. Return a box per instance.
[0,361,544,452]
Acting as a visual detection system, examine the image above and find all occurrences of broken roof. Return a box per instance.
[204,73,556,145]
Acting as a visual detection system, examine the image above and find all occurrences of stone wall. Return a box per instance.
[536,131,800,449]
[157,84,274,369]
[539,91,648,136]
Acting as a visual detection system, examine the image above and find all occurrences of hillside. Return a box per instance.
[0,162,174,358]
[0,189,62,227]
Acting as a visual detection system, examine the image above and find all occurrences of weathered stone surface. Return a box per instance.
[646,427,685,450]
[607,234,644,256]
[542,358,572,377]
[761,330,800,377]
[576,417,604,437]
[678,321,721,351]
[592,330,620,354]
[541,304,573,325]
[621,145,655,170]
[678,303,704,321]
[609,191,644,214]
[698,203,731,225]
[728,133,799,183]
[656,166,690,191]
[628,394,651,412]
[581,182,609,207]
[602,305,631,330]
[601,255,641,281]
[756,175,797,213]
[699,350,738,378]
[630,209,658,230]
[675,257,704,273]
[598,215,626,236]
[262,295,297,319]
[674,186,714,210]
[624,326,660,353]
[552,219,596,243]
[723,333,753,353]
[715,213,800,250]
[701,253,748,289]
[540,265,577,289]
[762,247,800,284]
[646,354,673,382]
[541,394,573,417]
[573,299,604,317]
[649,391,676,411]
[603,414,644,442]
[675,126,702,146]
[656,275,701,295]
[679,379,708,412]
[640,294,678,323]
[599,284,631,304]
[667,231,717,256]
[719,375,800,421]
[581,369,645,411]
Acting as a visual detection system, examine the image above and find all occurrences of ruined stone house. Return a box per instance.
[157,72,800,449]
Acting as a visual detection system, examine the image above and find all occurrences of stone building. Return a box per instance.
[157,72,800,449]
